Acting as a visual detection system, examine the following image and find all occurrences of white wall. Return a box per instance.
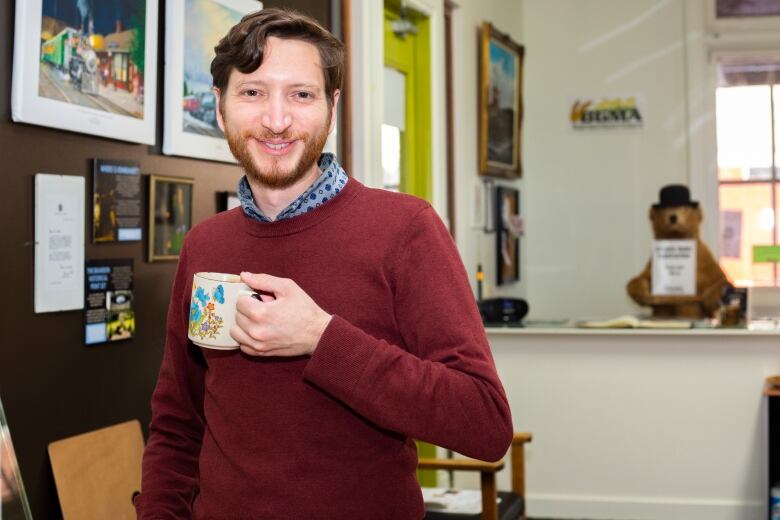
[520,0,695,320]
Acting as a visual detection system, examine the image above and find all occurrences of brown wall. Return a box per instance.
[0,0,331,518]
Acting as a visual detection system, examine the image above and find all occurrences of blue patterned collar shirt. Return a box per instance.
[237,153,349,222]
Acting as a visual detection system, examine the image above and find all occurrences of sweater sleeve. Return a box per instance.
[135,244,207,519]
[303,206,513,462]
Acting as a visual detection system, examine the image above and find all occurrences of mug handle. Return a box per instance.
[238,290,261,301]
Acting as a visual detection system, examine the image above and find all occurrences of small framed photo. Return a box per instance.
[495,185,520,285]
[216,191,241,212]
[11,0,158,144]
[479,22,525,179]
[148,175,194,262]
[162,0,262,162]
[706,0,780,32]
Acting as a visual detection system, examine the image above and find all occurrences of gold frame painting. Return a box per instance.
[148,175,194,262]
[479,22,525,178]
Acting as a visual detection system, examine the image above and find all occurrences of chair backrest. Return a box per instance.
[48,420,144,520]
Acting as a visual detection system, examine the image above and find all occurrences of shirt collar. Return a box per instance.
[238,153,348,223]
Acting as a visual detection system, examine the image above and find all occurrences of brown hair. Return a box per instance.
[211,8,344,107]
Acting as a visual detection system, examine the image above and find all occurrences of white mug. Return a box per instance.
[188,272,256,349]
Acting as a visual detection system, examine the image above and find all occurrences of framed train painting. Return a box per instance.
[11,0,158,144]
[162,0,262,162]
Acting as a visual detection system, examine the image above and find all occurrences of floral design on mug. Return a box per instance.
[189,283,225,341]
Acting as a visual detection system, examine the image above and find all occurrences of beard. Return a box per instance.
[224,120,330,190]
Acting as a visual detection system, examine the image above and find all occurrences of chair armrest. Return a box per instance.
[513,432,532,445]
[417,458,505,473]
[510,431,532,496]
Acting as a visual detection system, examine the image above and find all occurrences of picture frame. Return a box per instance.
[495,185,520,285]
[0,395,34,520]
[216,191,241,212]
[162,0,262,162]
[11,0,158,144]
[479,22,524,179]
[705,0,780,33]
[148,175,194,262]
[92,159,142,243]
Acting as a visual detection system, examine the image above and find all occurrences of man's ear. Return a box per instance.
[649,208,656,220]
[213,87,226,133]
[695,206,703,223]
[328,89,341,133]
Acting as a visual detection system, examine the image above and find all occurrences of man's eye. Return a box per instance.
[244,90,259,96]
[296,92,313,100]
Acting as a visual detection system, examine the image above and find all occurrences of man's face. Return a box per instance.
[215,36,339,190]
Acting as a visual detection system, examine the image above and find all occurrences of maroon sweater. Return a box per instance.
[136,179,513,520]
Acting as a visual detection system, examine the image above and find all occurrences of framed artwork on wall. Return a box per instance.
[162,0,262,162]
[148,175,194,262]
[0,396,33,520]
[479,22,524,179]
[11,0,158,144]
[216,191,241,212]
[495,185,520,286]
[706,0,780,32]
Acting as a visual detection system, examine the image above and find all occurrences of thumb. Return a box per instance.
[240,272,288,298]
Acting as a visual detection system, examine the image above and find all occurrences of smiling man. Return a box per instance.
[136,8,513,520]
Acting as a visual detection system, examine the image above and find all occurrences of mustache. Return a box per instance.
[239,130,307,141]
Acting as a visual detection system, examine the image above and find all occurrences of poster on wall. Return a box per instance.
[92,159,142,243]
[11,0,158,144]
[495,186,520,285]
[479,22,524,179]
[84,258,135,345]
[162,0,262,162]
[34,174,85,314]
[569,95,645,130]
[0,397,33,520]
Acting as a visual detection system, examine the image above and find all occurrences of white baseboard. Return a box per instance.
[526,493,765,520]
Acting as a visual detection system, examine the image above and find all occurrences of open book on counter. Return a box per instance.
[576,315,693,329]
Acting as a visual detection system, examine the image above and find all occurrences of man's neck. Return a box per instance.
[248,166,322,221]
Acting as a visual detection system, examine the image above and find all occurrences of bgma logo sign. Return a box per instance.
[570,96,644,130]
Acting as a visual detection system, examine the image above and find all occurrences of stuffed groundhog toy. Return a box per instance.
[627,185,730,319]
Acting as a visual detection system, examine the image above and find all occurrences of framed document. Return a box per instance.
[34,174,85,313]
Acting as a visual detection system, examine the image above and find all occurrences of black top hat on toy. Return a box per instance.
[652,184,699,209]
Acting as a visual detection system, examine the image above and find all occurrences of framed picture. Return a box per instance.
[216,191,241,212]
[706,0,780,32]
[92,159,142,243]
[479,22,524,179]
[163,0,262,162]
[495,185,520,285]
[0,396,33,520]
[148,175,194,262]
[11,0,158,144]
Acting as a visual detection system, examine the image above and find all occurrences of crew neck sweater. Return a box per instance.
[136,179,513,520]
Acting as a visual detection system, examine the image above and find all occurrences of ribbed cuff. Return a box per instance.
[302,315,378,398]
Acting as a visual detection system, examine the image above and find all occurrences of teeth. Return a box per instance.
[266,142,290,150]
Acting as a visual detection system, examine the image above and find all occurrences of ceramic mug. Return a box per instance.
[187,272,256,349]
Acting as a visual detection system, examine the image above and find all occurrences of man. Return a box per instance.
[136,8,512,520]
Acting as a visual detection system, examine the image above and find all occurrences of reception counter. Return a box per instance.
[480,326,780,520]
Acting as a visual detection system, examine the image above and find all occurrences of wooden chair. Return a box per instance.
[420,432,532,520]
[48,420,144,520]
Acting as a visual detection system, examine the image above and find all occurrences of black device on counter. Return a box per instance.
[478,298,529,324]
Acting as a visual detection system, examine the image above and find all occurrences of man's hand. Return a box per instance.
[231,272,332,357]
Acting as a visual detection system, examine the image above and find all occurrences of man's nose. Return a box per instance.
[261,95,292,134]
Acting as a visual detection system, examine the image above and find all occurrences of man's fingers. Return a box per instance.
[240,271,292,297]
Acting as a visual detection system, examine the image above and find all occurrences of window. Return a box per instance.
[716,58,780,286]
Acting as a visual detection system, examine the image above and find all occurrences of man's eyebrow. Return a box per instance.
[289,83,323,91]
